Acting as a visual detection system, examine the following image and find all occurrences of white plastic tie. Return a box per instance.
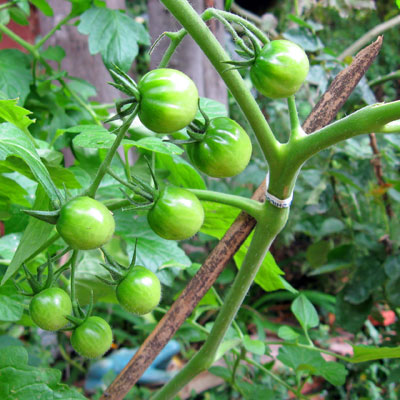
[265,173,293,209]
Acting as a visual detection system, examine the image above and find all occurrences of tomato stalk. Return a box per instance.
[86,109,138,198]
[188,189,264,220]
[151,203,289,400]
[69,250,80,317]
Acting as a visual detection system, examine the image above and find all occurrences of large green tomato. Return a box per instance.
[116,266,161,315]
[138,68,199,133]
[147,186,204,240]
[70,316,113,358]
[187,117,252,178]
[250,40,309,99]
[56,197,115,250]
[29,287,72,331]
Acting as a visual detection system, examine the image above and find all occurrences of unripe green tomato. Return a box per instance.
[56,196,115,250]
[147,186,204,240]
[138,68,199,133]
[250,40,309,99]
[187,117,252,178]
[29,287,72,331]
[71,316,113,358]
[116,266,161,315]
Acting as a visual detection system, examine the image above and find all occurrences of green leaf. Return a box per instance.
[132,137,183,155]
[114,213,191,287]
[0,346,86,399]
[0,281,25,322]
[397,0,400,9]
[278,326,300,341]
[335,291,372,333]
[2,186,54,285]
[156,153,206,189]
[243,335,265,355]
[209,365,232,381]
[0,124,60,204]
[319,218,345,237]
[214,338,242,362]
[291,294,319,330]
[235,234,285,292]
[351,345,400,363]
[29,0,53,16]
[196,97,228,121]
[0,99,35,141]
[236,381,276,400]
[78,7,150,71]
[0,175,30,207]
[278,346,347,386]
[41,45,65,62]
[0,50,32,105]
[9,7,29,25]
[0,233,21,259]
[75,250,118,305]
[200,201,286,292]
[306,240,330,268]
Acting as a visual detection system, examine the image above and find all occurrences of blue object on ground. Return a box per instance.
[84,340,181,391]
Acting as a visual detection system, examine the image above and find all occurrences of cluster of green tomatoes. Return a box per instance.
[26,38,309,359]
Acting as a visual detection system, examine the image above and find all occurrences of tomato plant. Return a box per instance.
[187,117,252,178]
[70,316,113,359]
[29,287,72,331]
[138,68,199,133]
[147,186,204,240]
[1,1,400,400]
[116,266,161,315]
[250,39,309,99]
[56,197,115,250]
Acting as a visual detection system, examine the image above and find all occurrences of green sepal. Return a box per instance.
[95,274,119,286]
[13,281,33,297]
[109,64,141,100]
[22,264,42,294]
[66,314,84,327]
[23,209,60,225]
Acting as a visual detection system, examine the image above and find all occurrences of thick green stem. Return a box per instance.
[151,204,289,400]
[160,0,280,169]
[293,100,400,165]
[86,111,137,198]
[188,189,264,219]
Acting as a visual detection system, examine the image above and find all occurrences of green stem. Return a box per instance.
[58,340,86,373]
[160,0,280,169]
[231,346,245,386]
[244,356,309,400]
[264,341,352,363]
[70,250,79,316]
[188,189,264,220]
[151,205,289,400]
[86,111,137,198]
[35,15,74,49]
[293,100,400,165]
[207,9,269,45]
[211,286,243,339]
[369,70,400,87]
[287,95,306,141]
[0,23,39,57]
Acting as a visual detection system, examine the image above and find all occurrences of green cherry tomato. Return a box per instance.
[71,316,113,358]
[138,68,199,133]
[187,117,252,178]
[116,266,161,315]
[147,186,204,240]
[250,40,309,99]
[29,287,72,331]
[56,196,115,250]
